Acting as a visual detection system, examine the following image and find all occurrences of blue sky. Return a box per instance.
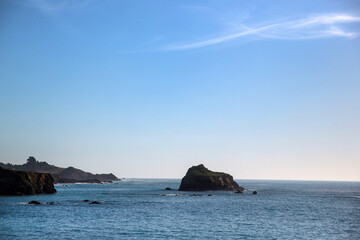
[0,0,359,180]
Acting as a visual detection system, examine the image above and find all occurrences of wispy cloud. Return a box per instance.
[292,15,360,28]
[163,14,360,51]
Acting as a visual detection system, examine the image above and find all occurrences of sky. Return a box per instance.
[0,0,359,181]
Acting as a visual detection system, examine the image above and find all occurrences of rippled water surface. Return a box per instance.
[0,179,359,239]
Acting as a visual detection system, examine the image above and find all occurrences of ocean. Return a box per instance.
[0,179,359,239]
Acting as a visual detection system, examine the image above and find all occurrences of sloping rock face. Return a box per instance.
[179,164,244,192]
[0,167,57,196]
[94,173,118,182]
[56,167,94,181]
[52,167,118,183]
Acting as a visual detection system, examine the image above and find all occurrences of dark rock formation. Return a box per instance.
[53,175,102,184]
[179,164,244,192]
[0,167,57,196]
[0,157,119,184]
[165,187,173,190]
[83,200,90,202]
[28,200,41,205]
[94,174,118,182]
[90,201,100,204]
[253,191,257,195]
[53,167,118,183]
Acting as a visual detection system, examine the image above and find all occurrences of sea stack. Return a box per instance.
[179,164,244,192]
[0,167,57,196]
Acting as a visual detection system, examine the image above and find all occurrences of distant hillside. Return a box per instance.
[54,166,118,182]
[0,157,64,174]
[0,157,119,183]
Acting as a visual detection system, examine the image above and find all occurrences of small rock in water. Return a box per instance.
[83,200,90,202]
[165,187,173,191]
[47,202,55,205]
[28,201,41,205]
[90,201,100,204]
[253,191,257,195]
[208,194,212,196]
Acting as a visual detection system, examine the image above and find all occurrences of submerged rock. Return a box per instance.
[0,167,56,196]
[47,202,55,205]
[28,200,41,205]
[90,201,100,204]
[83,199,90,202]
[165,187,173,191]
[253,191,257,195]
[190,194,203,196]
[179,164,244,192]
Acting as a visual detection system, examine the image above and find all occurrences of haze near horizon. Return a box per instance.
[0,0,359,181]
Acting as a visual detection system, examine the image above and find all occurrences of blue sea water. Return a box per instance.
[0,179,359,240]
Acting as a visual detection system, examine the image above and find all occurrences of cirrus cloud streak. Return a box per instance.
[164,14,360,51]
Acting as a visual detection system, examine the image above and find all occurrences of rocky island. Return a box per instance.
[179,164,244,192]
[0,167,56,195]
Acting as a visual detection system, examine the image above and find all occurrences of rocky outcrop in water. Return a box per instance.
[0,167,57,196]
[179,164,244,192]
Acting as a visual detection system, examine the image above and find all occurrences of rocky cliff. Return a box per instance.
[179,164,244,192]
[0,167,57,195]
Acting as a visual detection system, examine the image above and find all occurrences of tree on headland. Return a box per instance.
[27,156,37,164]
